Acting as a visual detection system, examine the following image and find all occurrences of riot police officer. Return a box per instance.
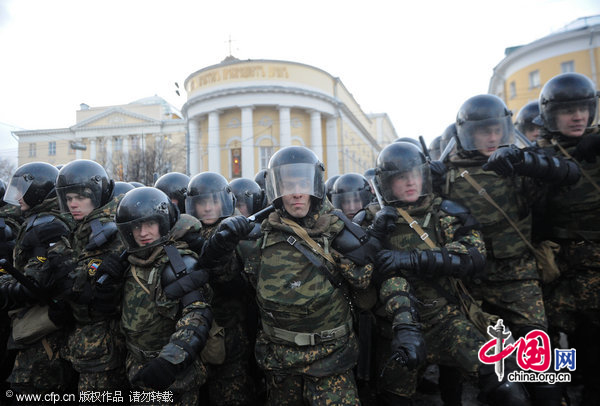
[330,173,374,222]
[229,177,265,217]
[515,101,543,143]
[154,172,190,215]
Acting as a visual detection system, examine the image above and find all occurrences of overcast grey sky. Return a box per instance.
[1,0,599,158]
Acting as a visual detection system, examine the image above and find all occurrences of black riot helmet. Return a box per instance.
[56,159,114,214]
[186,172,235,225]
[116,187,178,252]
[455,94,515,155]
[113,181,135,197]
[129,181,145,188]
[515,101,541,133]
[229,178,265,217]
[428,136,442,160]
[537,72,598,135]
[375,142,432,206]
[154,172,190,215]
[363,168,375,183]
[331,173,374,219]
[4,162,59,208]
[325,175,340,202]
[254,169,267,191]
[0,179,6,207]
[394,137,423,151]
[266,146,325,209]
[440,123,457,153]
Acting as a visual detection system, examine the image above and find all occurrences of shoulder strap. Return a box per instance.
[284,233,344,288]
[395,207,437,249]
[457,169,537,254]
[280,217,336,266]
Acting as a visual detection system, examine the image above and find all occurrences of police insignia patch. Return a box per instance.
[88,259,103,277]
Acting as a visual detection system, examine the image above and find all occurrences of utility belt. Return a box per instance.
[126,342,161,362]
[552,227,600,242]
[261,319,352,347]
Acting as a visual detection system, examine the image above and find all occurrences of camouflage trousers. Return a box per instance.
[468,278,548,336]
[375,304,486,398]
[205,322,256,406]
[8,331,76,393]
[264,368,359,406]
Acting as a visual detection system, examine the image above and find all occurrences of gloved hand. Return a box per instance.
[46,253,75,297]
[132,357,181,391]
[482,146,524,176]
[47,300,74,327]
[95,253,128,282]
[391,325,426,370]
[91,281,121,315]
[430,160,447,192]
[180,231,205,254]
[368,206,398,241]
[216,215,252,242]
[376,250,417,276]
[573,133,600,163]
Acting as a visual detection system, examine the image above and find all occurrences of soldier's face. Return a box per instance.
[282,192,311,218]
[524,127,541,142]
[341,194,363,220]
[132,220,161,246]
[236,201,250,217]
[391,169,422,203]
[473,124,503,156]
[195,195,222,225]
[66,192,95,220]
[17,197,30,212]
[555,105,589,137]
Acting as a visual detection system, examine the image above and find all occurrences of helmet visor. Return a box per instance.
[266,163,324,203]
[457,116,515,153]
[185,190,235,224]
[56,185,101,213]
[377,163,432,205]
[4,174,34,206]
[117,215,170,251]
[542,98,598,133]
[331,190,372,217]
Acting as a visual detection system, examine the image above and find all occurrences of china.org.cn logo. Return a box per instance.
[478,319,575,384]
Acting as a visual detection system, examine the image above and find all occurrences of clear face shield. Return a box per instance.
[3,174,34,206]
[56,185,101,213]
[185,190,235,224]
[544,98,598,133]
[457,116,515,155]
[266,163,324,203]
[377,163,432,205]
[331,190,372,218]
[117,215,171,251]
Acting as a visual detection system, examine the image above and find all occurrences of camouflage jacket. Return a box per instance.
[245,199,371,376]
[537,135,600,240]
[0,203,24,270]
[48,197,125,324]
[366,196,486,322]
[121,214,212,366]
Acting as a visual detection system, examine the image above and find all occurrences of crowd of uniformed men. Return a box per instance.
[0,71,598,406]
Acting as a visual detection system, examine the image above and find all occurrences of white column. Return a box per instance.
[326,116,339,176]
[241,106,255,178]
[278,106,291,147]
[310,111,323,161]
[188,119,200,175]
[105,137,113,177]
[75,141,82,160]
[208,111,221,173]
[122,136,129,179]
[90,138,97,161]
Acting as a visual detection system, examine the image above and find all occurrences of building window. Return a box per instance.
[529,70,540,89]
[114,137,123,152]
[509,81,517,99]
[561,60,574,73]
[48,141,56,156]
[259,146,273,170]
[28,143,36,157]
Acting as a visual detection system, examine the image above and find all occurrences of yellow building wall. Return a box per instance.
[504,48,598,114]
[290,109,311,147]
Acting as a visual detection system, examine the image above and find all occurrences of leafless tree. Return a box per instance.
[0,157,16,181]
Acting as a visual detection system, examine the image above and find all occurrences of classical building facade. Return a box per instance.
[488,15,600,115]
[14,57,396,181]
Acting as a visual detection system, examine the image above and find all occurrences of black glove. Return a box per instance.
[46,254,75,297]
[376,250,417,277]
[47,300,74,327]
[573,133,600,163]
[217,215,252,242]
[180,231,205,255]
[368,206,398,241]
[391,325,426,370]
[430,160,447,192]
[132,357,181,391]
[95,254,128,282]
[482,146,524,176]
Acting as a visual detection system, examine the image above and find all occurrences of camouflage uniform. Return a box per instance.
[242,199,383,406]
[366,196,488,400]
[441,155,548,337]
[121,214,211,406]
[48,196,128,392]
[3,197,75,395]
[199,212,257,406]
